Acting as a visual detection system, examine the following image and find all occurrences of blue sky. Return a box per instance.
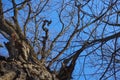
[1,0,120,80]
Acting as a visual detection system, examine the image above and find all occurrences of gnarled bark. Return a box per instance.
[0,58,58,80]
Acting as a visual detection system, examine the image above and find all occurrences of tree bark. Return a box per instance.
[0,58,58,80]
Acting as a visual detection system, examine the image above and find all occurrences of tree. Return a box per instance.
[0,0,120,80]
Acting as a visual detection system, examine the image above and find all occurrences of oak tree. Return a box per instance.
[0,0,120,80]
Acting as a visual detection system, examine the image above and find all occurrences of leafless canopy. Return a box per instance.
[0,0,120,80]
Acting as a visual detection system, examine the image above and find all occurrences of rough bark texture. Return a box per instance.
[0,37,59,80]
[0,38,59,80]
[0,58,58,80]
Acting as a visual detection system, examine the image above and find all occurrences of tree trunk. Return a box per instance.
[0,60,59,80]
[0,39,58,80]
[0,34,58,80]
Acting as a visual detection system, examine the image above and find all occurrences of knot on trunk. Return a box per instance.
[4,39,30,63]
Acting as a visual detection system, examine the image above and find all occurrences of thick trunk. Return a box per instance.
[0,40,58,80]
[0,0,59,79]
[0,38,58,80]
[0,59,57,80]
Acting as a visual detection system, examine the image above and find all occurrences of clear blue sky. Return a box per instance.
[0,0,120,80]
